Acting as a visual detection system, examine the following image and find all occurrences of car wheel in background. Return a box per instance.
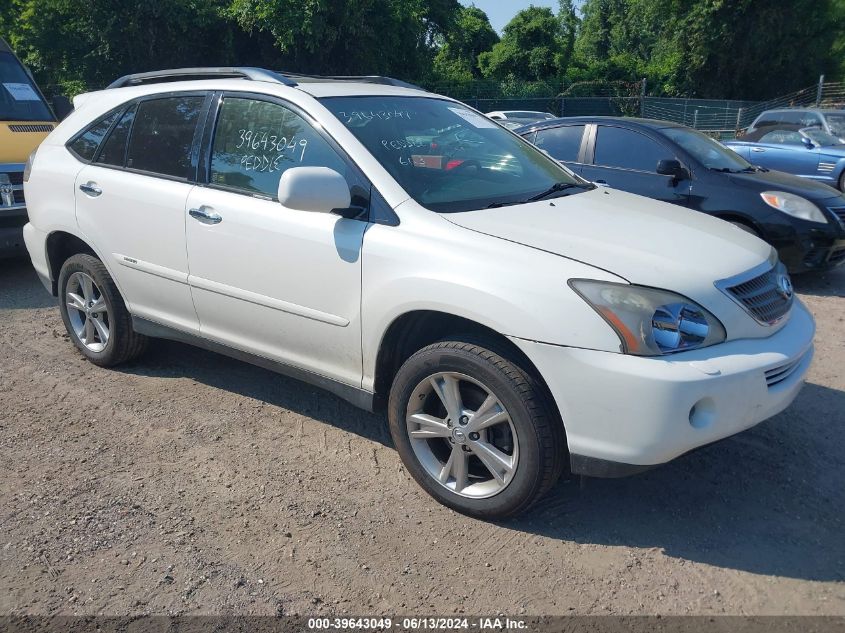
[58,253,148,367]
[388,338,565,519]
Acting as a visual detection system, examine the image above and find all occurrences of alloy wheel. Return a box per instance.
[405,372,519,499]
[65,272,110,352]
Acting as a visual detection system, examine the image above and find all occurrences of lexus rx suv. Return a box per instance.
[23,68,815,518]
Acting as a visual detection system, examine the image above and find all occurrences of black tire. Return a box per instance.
[838,171,845,192]
[58,253,148,367]
[388,338,565,519]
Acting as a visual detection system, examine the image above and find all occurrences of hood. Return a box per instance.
[726,167,840,200]
[444,187,772,291]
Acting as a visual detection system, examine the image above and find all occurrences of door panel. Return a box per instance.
[185,94,367,387]
[185,188,366,386]
[742,129,820,177]
[74,166,198,331]
[752,145,819,177]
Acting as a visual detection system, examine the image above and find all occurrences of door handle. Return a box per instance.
[189,206,223,225]
[79,182,102,197]
[594,179,609,186]
[751,147,766,153]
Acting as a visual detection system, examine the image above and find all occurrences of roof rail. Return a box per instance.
[277,72,425,91]
[106,67,297,90]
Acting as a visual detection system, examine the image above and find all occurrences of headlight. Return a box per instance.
[760,191,827,224]
[570,280,727,356]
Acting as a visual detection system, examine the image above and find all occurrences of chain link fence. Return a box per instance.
[432,77,845,139]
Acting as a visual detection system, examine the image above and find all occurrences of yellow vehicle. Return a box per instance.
[1,37,57,257]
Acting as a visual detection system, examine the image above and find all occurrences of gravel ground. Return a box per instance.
[0,257,843,616]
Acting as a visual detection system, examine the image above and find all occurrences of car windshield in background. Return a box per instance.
[0,52,52,122]
[824,113,845,137]
[802,127,842,146]
[320,96,584,213]
[662,126,753,172]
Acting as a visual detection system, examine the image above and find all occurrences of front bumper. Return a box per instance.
[766,205,845,272]
[510,299,815,475]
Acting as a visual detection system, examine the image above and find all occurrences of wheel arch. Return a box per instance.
[712,212,763,237]
[372,310,563,430]
[44,230,115,297]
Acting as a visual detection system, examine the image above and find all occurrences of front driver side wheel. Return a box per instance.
[388,339,565,518]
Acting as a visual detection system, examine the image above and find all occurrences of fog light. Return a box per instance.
[688,398,716,429]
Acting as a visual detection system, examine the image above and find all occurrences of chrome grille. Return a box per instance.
[0,167,25,210]
[765,352,807,388]
[829,206,845,227]
[7,124,54,133]
[723,265,793,325]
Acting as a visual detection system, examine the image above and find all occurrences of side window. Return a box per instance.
[593,126,671,172]
[534,125,585,162]
[126,96,204,179]
[68,111,119,162]
[209,97,347,197]
[96,105,136,167]
[804,114,824,128]
[760,129,804,145]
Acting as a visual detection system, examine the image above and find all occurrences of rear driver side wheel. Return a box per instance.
[58,254,147,367]
[388,339,565,519]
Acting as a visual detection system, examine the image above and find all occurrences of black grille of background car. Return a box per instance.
[7,124,54,133]
[828,206,845,227]
[3,171,24,186]
[726,267,793,324]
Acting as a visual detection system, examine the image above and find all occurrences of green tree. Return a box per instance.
[229,0,460,78]
[574,0,845,98]
[9,0,257,95]
[478,6,567,81]
[432,5,498,82]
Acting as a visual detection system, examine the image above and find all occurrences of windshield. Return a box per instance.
[824,113,845,137]
[320,96,584,212]
[803,127,842,146]
[0,52,53,122]
[662,126,752,172]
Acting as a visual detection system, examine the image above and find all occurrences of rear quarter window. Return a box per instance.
[68,111,120,162]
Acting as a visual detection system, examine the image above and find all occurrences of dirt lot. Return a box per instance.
[0,257,843,616]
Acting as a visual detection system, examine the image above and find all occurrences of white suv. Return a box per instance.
[23,68,815,518]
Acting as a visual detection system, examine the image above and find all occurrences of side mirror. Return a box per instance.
[277,167,351,214]
[656,158,687,180]
[52,95,73,120]
[801,137,815,149]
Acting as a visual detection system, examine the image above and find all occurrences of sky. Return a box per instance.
[459,1,579,34]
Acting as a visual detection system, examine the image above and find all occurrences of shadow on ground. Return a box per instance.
[507,381,845,582]
[792,264,845,297]
[4,256,844,582]
[0,257,55,310]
